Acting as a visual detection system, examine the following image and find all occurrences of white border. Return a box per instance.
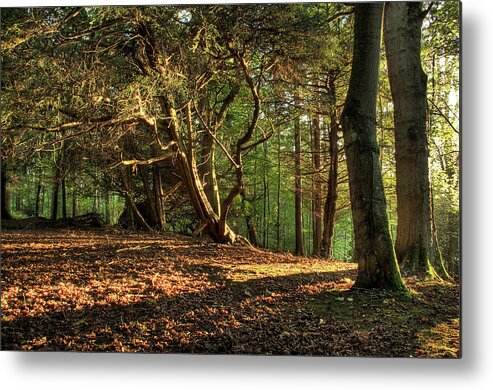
[2,1,492,389]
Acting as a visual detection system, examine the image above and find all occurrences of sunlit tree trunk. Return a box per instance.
[384,2,450,280]
[342,3,406,291]
[200,133,221,216]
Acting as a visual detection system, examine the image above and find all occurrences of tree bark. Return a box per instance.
[153,165,166,230]
[322,73,340,259]
[312,114,323,256]
[51,161,61,221]
[35,183,42,217]
[200,133,221,216]
[61,176,67,219]
[1,164,12,220]
[72,187,77,218]
[241,188,259,247]
[158,97,237,243]
[384,2,450,280]
[294,114,305,256]
[342,3,406,291]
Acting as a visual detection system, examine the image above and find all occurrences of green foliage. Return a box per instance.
[1,3,459,269]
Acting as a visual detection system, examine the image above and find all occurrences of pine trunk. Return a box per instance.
[61,177,67,220]
[153,165,166,231]
[312,114,323,256]
[322,75,340,259]
[35,183,42,217]
[384,2,449,280]
[294,115,305,256]
[342,3,406,291]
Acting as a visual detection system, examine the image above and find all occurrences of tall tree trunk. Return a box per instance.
[1,164,12,220]
[61,176,67,219]
[322,73,340,259]
[72,188,77,218]
[92,188,99,214]
[263,141,269,247]
[294,114,305,256]
[35,183,42,217]
[384,2,449,280]
[51,161,61,221]
[342,3,406,291]
[241,189,259,247]
[312,114,323,256]
[153,165,166,231]
[15,193,21,212]
[104,190,110,224]
[276,127,282,251]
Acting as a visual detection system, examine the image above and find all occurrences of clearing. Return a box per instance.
[1,228,459,357]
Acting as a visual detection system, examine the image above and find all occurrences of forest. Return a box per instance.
[1,2,460,357]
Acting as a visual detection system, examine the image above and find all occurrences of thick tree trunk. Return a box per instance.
[384,2,450,280]
[35,182,42,217]
[294,115,305,256]
[312,114,323,256]
[139,167,158,227]
[342,3,406,291]
[158,97,237,243]
[1,165,12,220]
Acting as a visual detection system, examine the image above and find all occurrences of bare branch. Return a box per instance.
[110,150,176,170]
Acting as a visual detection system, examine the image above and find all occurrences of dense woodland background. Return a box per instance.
[1,3,459,282]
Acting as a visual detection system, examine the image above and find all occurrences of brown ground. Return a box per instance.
[1,228,460,357]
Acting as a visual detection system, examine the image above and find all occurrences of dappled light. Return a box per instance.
[1,2,459,358]
[1,229,458,356]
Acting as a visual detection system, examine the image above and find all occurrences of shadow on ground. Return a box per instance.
[1,228,459,357]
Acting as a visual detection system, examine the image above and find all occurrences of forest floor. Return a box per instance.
[1,228,460,357]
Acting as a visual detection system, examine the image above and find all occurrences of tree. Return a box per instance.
[321,70,341,259]
[294,107,305,256]
[311,113,323,256]
[384,2,450,279]
[1,164,12,220]
[341,3,406,291]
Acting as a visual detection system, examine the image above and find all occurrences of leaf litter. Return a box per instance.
[1,228,459,357]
